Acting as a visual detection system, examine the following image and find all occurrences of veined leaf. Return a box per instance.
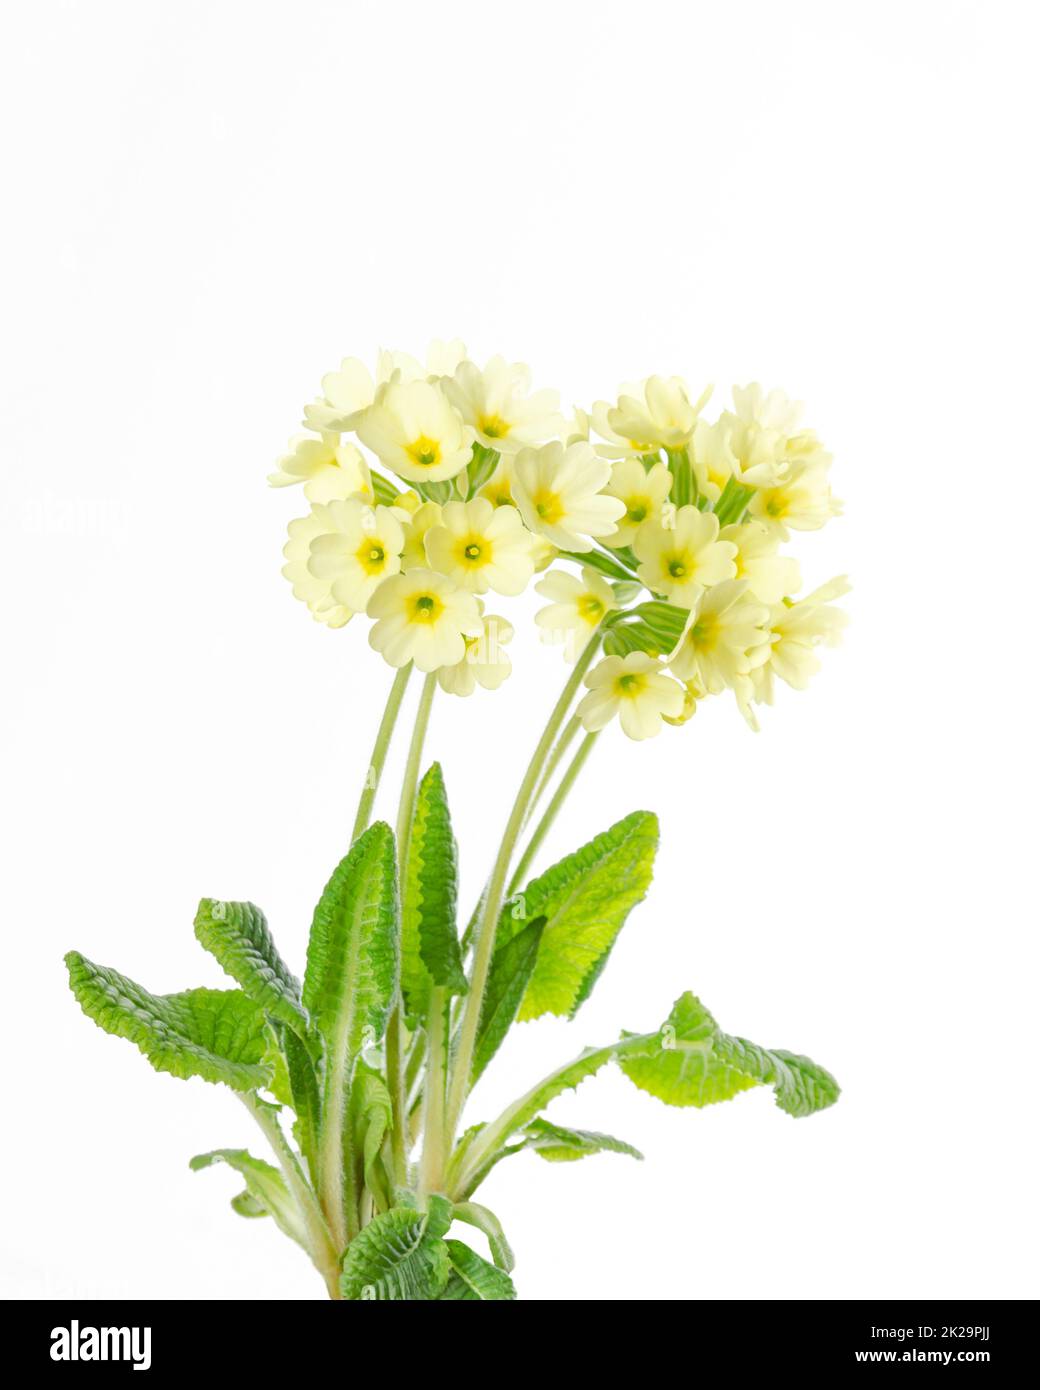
[523,1118,643,1163]
[302,822,398,1059]
[618,992,840,1117]
[340,1205,450,1301]
[470,916,545,1084]
[190,1149,306,1247]
[439,1240,516,1300]
[502,811,659,1021]
[282,1025,321,1183]
[193,898,305,1033]
[401,764,466,1019]
[304,824,398,1224]
[350,1061,393,1212]
[65,953,269,1091]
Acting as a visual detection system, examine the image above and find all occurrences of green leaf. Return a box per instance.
[401,765,466,1020]
[439,1240,516,1300]
[230,1190,268,1218]
[65,952,269,1091]
[618,992,840,1117]
[523,1118,643,1163]
[450,1042,627,1198]
[452,1201,515,1272]
[340,1205,450,1300]
[502,811,659,1021]
[302,821,398,1060]
[190,1149,306,1247]
[304,824,398,1213]
[282,1025,321,1183]
[193,898,305,1033]
[470,915,545,1084]
[349,1060,393,1212]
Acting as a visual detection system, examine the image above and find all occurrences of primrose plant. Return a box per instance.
[67,344,848,1300]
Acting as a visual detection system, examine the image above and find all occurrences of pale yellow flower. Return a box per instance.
[668,580,771,693]
[577,652,686,741]
[302,349,424,434]
[399,501,443,571]
[534,566,616,661]
[588,394,656,460]
[720,520,801,605]
[268,435,373,504]
[281,507,355,628]
[367,569,483,672]
[731,383,831,471]
[604,377,712,451]
[747,460,841,537]
[691,384,831,505]
[602,459,673,548]
[302,342,466,434]
[424,499,536,596]
[424,338,469,378]
[444,356,563,454]
[357,379,474,484]
[749,576,850,705]
[478,460,516,509]
[306,500,404,612]
[562,406,591,446]
[691,416,785,503]
[437,611,514,696]
[512,441,625,552]
[633,506,736,608]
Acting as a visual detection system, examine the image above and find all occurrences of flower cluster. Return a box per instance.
[273,346,847,737]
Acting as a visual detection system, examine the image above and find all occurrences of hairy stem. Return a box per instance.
[387,670,437,1185]
[418,987,449,1195]
[526,714,581,826]
[242,1093,341,1298]
[445,631,603,1143]
[507,730,600,896]
[350,663,413,844]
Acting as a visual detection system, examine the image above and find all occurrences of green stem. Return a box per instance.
[447,1032,658,1201]
[418,988,449,1195]
[526,714,581,827]
[242,1093,341,1299]
[445,630,604,1144]
[387,670,438,1186]
[507,731,600,897]
[351,663,413,844]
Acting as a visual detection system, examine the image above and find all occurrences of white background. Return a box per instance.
[2,0,1038,1302]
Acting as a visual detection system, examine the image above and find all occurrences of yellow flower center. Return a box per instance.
[405,435,442,470]
[764,492,787,518]
[458,537,488,568]
[478,412,511,440]
[616,672,646,697]
[533,489,564,525]
[410,592,443,623]
[577,594,604,622]
[357,542,387,575]
[667,556,688,579]
[690,615,718,649]
[626,498,649,523]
